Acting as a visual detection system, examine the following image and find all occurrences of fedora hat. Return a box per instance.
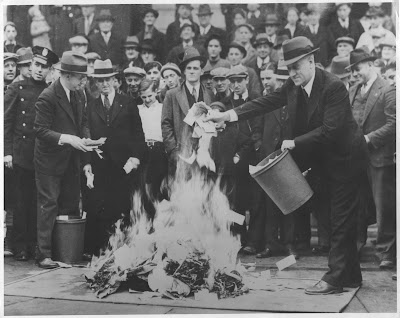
[281,36,319,66]
[179,47,207,71]
[91,59,118,78]
[346,49,377,70]
[253,33,273,47]
[228,42,247,58]
[16,47,33,65]
[330,56,351,79]
[197,4,213,16]
[54,51,88,74]
[96,9,115,22]
[264,14,280,26]
[275,60,290,80]
[142,8,159,19]
[335,36,355,47]
[32,46,59,66]
[365,6,385,18]
[161,63,181,77]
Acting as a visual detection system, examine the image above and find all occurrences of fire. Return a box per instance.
[86,160,246,299]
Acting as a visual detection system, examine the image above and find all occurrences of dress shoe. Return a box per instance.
[305,280,343,295]
[312,245,330,255]
[37,258,59,269]
[14,250,29,261]
[379,260,395,270]
[287,247,300,260]
[82,253,93,261]
[256,248,272,258]
[240,246,256,255]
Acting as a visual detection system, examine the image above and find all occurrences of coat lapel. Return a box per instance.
[287,85,298,129]
[306,69,323,122]
[55,80,76,125]
[349,84,360,106]
[94,96,106,122]
[111,93,124,123]
[362,77,383,125]
[177,84,190,115]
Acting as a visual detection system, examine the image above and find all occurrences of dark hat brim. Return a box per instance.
[53,63,88,75]
[345,56,377,70]
[281,47,319,66]
[179,56,207,71]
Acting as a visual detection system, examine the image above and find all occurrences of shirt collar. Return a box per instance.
[101,89,116,105]
[185,81,200,94]
[363,72,378,91]
[267,34,276,43]
[182,39,193,48]
[60,79,71,102]
[5,40,16,45]
[200,24,211,34]
[301,70,316,97]
[234,90,248,100]
[248,10,260,18]
[179,18,192,26]
[257,56,270,68]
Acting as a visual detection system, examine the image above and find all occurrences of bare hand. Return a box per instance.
[215,122,226,132]
[4,155,13,169]
[128,157,140,170]
[67,135,94,152]
[205,110,230,124]
[281,140,295,151]
[83,164,92,174]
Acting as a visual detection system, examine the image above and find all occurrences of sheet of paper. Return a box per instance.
[57,215,68,221]
[123,160,134,174]
[225,210,245,225]
[86,172,94,188]
[276,255,296,271]
[261,270,271,279]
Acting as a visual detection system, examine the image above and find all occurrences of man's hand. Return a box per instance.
[4,155,13,169]
[205,110,230,124]
[61,134,94,152]
[83,164,94,189]
[281,140,295,151]
[83,164,92,174]
[128,157,140,170]
[123,157,140,174]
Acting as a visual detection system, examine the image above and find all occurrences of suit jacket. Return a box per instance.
[86,93,146,169]
[280,23,308,39]
[244,65,263,98]
[89,31,124,67]
[136,27,166,64]
[166,43,207,66]
[304,25,329,67]
[165,20,200,52]
[233,67,367,181]
[34,79,90,176]
[349,77,396,167]
[73,15,98,37]
[161,82,214,157]
[4,77,48,170]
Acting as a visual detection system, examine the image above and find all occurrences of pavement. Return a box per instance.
[3,228,397,315]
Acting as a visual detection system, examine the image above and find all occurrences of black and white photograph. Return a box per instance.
[2,0,398,315]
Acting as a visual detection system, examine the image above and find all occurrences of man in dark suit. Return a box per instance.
[305,9,329,67]
[4,46,59,261]
[196,4,226,49]
[135,8,166,65]
[88,9,124,67]
[165,4,200,52]
[348,49,396,269]
[73,5,98,37]
[84,59,146,256]
[207,36,368,295]
[34,51,93,269]
[162,47,214,174]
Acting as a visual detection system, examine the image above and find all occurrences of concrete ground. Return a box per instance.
[4,232,397,315]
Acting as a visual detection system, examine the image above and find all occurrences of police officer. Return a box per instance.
[4,46,59,261]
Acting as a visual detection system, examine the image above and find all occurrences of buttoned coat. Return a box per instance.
[304,25,330,67]
[161,82,214,157]
[89,31,124,67]
[34,79,90,176]
[234,67,367,181]
[4,78,48,170]
[349,77,396,167]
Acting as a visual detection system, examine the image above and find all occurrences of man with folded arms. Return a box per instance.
[207,36,368,295]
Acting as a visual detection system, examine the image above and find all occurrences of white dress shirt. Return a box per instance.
[361,72,377,95]
[200,24,211,36]
[339,17,349,29]
[267,34,276,44]
[102,32,111,45]
[302,70,316,98]
[257,56,270,68]
[138,101,163,142]
[233,90,249,100]
[285,24,296,38]
[248,10,261,19]
[309,23,319,35]
[84,13,94,35]
[185,81,200,101]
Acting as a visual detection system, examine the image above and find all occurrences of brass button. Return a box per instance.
[22,111,25,114]
[23,123,26,126]
[21,98,24,101]
[23,136,26,139]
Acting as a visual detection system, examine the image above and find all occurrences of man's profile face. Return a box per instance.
[125,74,143,92]
[260,69,276,92]
[257,44,271,59]
[4,60,17,81]
[163,69,180,89]
[213,77,229,93]
[351,62,371,85]
[229,76,248,96]
[95,76,114,95]
[31,59,50,81]
[184,60,202,83]
[287,55,314,87]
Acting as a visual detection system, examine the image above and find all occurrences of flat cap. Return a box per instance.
[210,67,230,78]
[161,62,181,77]
[123,66,146,77]
[4,52,18,62]
[227,65,248,78]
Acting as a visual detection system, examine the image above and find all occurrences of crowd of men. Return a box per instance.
[3,3,396,294]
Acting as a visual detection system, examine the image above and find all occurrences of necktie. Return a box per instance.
[85,17,90,35]
[104,94,111,110]
[302,88,309,102]
[192,87,197,102]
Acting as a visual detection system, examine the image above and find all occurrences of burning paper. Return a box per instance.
[276,255,297,271]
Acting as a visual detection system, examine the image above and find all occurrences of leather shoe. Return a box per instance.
[37,258,59,269]
[380,260,395,269]
[312,246,330,255]
[256,248,272,258]
[241,246,256,255]
[305,280,343,295]
[287,247,300,260]
[14,250,29,261]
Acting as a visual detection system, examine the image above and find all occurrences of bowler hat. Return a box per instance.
[123,66,146,77]
[365,6,385,18]
[330,56,351,79]
[142,8,159,19]
[264,14,280,26]
[124,36,140,48]
[253,33,273,47]
[85,52,101,61]
[227,65,248,79]
[179,47,207,71]
[161,63,181,77]
[96,9,115,22]
[335,36,355,47]
[197,4,213,16]
[54,51,87,74]
[32,46,59,66]
[16,47,33,65]
[91,59,118,78]
[228,42,247,58]
[275,60,290,80]
[346,49,377,70]
[281,36,319,66]
[210,67,230,79]
[4,52,19,62]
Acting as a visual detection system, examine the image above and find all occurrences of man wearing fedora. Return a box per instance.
[121,36,145,70]
[73,5,98,37]
[305,9,329,67]
[348,49,396,269]
[13,47,33,83]
[207,36,368,295]
[196,4,226,49]
[34,51,93,269]
[162,47,214,175]
[89,9,124,67]
[84,59,145,256]
[166,4,200,52]
[262,14,281,47]
[4,46,59,261]
[135,8,166,65]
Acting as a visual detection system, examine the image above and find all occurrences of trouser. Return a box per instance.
[143,143,168,201]
[13,165,37,253]
[311,176,331,248]
[321,176,362,287]
[36,160,80,260]
[367,164,396,262]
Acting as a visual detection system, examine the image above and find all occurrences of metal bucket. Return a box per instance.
[250,149,313,215]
